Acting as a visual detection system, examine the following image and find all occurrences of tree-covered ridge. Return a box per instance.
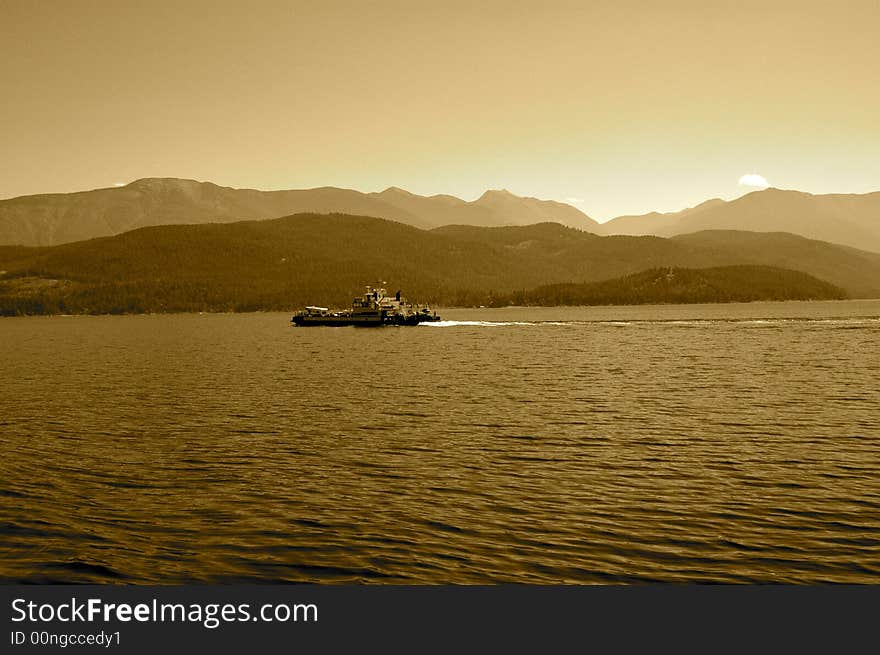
[0,213,870,315]
[496,266,845,307]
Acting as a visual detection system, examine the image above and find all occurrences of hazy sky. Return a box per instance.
[2,0,877,220]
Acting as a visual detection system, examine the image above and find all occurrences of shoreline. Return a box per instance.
[2,297,879,319]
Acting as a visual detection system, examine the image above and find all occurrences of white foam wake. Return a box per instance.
[420,320,534,327]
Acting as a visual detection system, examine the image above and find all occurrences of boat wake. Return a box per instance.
[419,317,880,328]
[419,320,535,327]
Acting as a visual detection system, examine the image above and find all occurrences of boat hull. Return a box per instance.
[291,313,440,327]
[291,314,384,327]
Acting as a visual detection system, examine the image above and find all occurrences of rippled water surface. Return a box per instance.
[2,300,879,583]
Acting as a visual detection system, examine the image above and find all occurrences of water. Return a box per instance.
[1,300,879,583]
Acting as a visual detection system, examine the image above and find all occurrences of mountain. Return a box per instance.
[599,188,880,253]
[368,187,594,231]
[433,224,880,298]
[599,198,726,235]
[671,230,880,298]
[470,189,594,230]
[5,179,877,253]
[0,178,600,246]
[501,266,845,306]
[2,213,879,315]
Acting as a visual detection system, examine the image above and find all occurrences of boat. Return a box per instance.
[291,285,440,327]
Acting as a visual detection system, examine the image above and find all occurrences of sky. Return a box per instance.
[1,0,878,221]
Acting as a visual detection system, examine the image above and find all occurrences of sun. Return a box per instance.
[738,173,769,188]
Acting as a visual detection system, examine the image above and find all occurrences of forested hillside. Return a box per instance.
[0,213,875,315]
[497,266,845,306]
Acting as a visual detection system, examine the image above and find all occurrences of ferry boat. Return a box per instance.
[291,285,440,327]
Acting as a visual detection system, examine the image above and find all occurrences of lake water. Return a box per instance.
[1,300,879,583]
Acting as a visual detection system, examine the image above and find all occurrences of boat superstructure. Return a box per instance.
[291,285,440,327]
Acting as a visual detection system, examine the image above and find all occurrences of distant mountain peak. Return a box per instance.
[482,188,515,197]
[129,177,190,185]
[743,187,808,198]
[380,186,415,196]
[475,189,520,204]
[127,177,215,190]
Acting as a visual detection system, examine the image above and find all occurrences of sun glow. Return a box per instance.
[738,173,769,188]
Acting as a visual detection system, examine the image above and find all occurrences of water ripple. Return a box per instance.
[1,300,879,583]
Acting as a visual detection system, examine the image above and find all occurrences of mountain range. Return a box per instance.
[597,188,880,253]
[0,178,599,246]
[504,266,846,307]
[2,214,879,315]
[1,179,878,253]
